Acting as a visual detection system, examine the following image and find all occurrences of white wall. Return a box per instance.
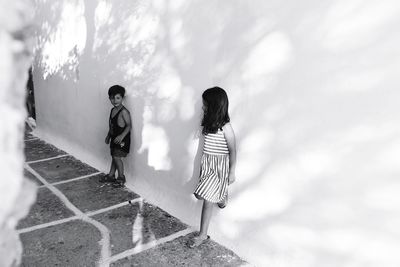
[32,0,400,266]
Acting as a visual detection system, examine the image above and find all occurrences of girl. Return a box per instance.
[188,86,237,248]
[99,85,132,188]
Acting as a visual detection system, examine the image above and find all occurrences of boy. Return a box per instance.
[100,85,131,187]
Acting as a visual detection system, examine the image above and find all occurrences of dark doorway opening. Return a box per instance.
[26,67,36,119]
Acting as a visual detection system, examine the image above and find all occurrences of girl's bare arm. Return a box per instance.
[223,123,237,183]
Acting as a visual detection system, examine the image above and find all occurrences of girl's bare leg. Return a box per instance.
[187,199,213,247]
[198,200,214,238]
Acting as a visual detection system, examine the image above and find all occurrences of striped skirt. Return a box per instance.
[194,153,230,203]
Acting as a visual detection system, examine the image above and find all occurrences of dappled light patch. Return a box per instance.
[317,0,399,51]
[31,0,400,265]
[242,31,293,91]
[138,106,172,171]
[35,0,86,80]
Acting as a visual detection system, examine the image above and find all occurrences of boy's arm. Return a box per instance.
[105,112,112,144]
[118,109,132,139]
[223,123,237,184]
[106,109,112,137]
[106,127,111,138]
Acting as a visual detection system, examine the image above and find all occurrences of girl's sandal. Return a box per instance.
[112,175,126,188]
[217,192,228,209]
[217,199,227,209]
[99,174,115,183]
[187,235,210,248]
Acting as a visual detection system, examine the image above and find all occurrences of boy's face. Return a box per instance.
[109,94,123,107]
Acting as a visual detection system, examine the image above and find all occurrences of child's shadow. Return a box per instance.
[182,127,204,201]
[129,199,157,248]
[128,198,182,249]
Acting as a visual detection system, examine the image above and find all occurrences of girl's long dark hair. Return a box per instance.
[201,87,230,134]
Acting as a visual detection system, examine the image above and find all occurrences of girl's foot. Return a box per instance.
[187,234,210,248]
[113,175,126,188]
[99,174,115,183]
[217,194,228,209]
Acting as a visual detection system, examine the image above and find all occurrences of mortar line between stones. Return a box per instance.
[23,138,194,266]
[26,154,68,164]
[18,198,142,234]
[24,137,39,141]
[104,228,195,265]
[24,164,112,266]
[35,171,102,188]
[25,164,83,215]
[18,216,79,234]
[86,198,142,217]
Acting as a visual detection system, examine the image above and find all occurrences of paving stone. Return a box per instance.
[111,232,247,267]
[24,139,66,162]
[20,220,101,266]
[92,202,187,255]
[24,169,43,186]
[21,133,247,266]
[56,174,139,212]
[17,187,74,229]
[29,156,98,183]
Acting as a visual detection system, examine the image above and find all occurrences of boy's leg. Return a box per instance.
[112,156,126,187]
[100,158,116,182]
[108,158,117,177]
[113,156,124,177]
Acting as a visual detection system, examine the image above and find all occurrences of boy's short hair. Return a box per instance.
[108,85,125,98]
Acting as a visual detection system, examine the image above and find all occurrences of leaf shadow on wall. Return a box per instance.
[33,0,400,265]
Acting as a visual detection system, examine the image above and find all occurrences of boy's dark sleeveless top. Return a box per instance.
[109,106,130,153]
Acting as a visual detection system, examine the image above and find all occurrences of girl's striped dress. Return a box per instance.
[194,128,230,203]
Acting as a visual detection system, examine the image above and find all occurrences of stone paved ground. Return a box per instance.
[20,130,248,267]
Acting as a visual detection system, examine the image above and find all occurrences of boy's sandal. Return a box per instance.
[99,174,115,183]
[187,235,210,248]
[112,175,126,188]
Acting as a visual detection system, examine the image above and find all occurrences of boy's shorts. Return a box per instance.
[110,147,128,158]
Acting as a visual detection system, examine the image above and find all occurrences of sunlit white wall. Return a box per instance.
[32,0,400,266]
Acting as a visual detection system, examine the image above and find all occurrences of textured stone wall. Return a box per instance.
[0,0,36,265]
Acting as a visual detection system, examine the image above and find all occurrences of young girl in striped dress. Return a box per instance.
[188,86,237,248]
